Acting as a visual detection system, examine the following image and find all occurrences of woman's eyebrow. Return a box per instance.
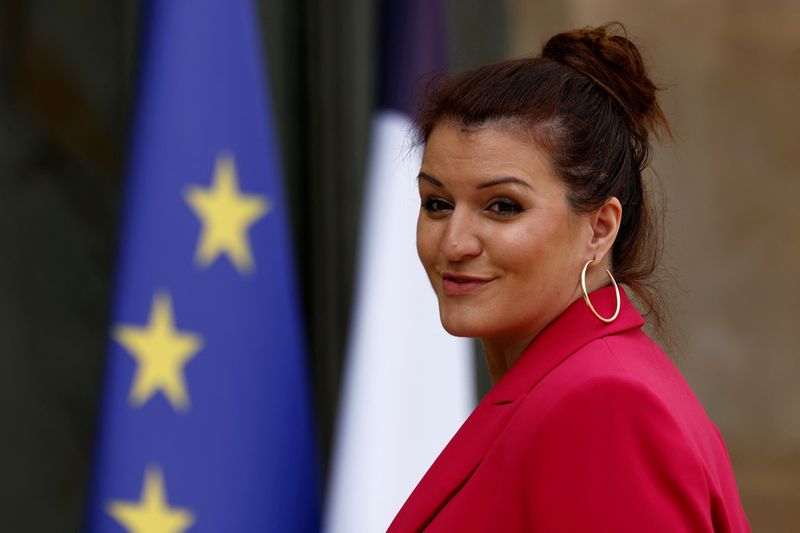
[418,172,444,188]
[418,173,533,191]
[476,176,533,190]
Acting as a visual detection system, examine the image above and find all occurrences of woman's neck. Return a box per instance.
[480,282,594,385]
[481,335,539,385]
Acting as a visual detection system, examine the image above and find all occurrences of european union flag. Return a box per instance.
[86,1,320,531]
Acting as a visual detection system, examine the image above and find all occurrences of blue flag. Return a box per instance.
[86,1,320,531]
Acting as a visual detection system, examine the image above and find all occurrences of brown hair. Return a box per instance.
[414,22,669,328]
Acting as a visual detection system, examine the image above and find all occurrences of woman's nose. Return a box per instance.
[441,209,482,262]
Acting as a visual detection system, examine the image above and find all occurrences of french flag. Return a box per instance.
[324,0,475,531]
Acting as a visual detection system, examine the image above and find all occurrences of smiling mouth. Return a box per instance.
[441,274,494,295]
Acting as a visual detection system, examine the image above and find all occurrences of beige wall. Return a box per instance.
[507,1,800,530]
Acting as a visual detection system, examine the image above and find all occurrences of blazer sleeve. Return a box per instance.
[523,376,713,533]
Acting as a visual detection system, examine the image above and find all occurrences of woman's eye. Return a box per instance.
[422,197,454,214]
[486,198,523,216]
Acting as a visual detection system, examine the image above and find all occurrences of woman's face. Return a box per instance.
[416,121,590,345]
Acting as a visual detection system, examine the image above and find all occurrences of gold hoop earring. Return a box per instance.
[581,259,620,323]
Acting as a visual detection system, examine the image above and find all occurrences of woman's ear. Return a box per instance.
[589,197,622,265]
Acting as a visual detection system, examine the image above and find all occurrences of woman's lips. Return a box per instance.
[441,274,494,295]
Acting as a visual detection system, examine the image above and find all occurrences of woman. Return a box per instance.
[388,24,750,532]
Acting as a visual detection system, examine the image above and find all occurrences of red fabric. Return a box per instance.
[388,287,750,532]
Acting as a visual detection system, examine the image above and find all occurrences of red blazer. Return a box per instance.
[389,287,750,532]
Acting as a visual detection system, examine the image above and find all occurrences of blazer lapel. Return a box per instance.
[387,395,523,531]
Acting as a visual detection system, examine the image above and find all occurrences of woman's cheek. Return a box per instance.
[416,221,440,277]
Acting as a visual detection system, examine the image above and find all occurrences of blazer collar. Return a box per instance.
[389,286,644,531]
[489,285,645,405]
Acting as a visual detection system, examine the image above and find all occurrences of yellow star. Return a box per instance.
[113,292,202,411]
[184,153,270,274]
[107,466,196,533]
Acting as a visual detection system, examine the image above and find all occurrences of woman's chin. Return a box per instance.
[440,314,489,339]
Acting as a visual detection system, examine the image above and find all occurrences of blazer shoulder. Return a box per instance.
[536,372,681,428]
[517,372,716,532]
[512,342,703,462]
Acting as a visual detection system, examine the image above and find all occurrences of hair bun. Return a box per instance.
[542,22,669,141]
